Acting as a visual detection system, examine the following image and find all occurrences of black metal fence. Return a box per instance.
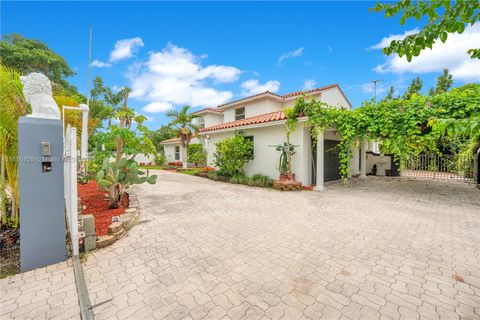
[0,227,20,279]
[401,153,475,183]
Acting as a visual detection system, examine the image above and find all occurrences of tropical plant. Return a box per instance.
[188,143,207,167]
[371,0,480,60]
[0,64,28,227]
[166,106,199,169]
[96,158,157,209]
[213,133,253,177]
[271,142,298,174]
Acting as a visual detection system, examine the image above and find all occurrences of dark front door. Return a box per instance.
[324,139,341,182]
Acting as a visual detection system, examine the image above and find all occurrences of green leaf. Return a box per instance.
[147,175,157,184]
[96,170,105,180]
[440,31,448,43]
[98,179,112,188]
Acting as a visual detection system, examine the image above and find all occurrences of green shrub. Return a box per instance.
[213,133,253,177]
[230,174,250,185]
[188,143,207,166]
[251,173,273,187]
[154,152,166,166]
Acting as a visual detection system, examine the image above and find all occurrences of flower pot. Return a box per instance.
[279,173,296,182]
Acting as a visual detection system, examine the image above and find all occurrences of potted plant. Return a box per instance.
[272,142,298,182]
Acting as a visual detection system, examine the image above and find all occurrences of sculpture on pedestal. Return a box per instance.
[20,72,60,120]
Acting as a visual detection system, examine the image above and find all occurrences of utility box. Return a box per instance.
[18,117,67,272]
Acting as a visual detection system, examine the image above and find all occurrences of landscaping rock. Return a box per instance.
[125,208,137,213]
[272,180,303,191]
[108,222,123,234]
[96,235,115,249]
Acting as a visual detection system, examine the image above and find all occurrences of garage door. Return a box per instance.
[324,140,341,182]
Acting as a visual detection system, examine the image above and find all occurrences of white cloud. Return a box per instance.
[369,29,420,50]
[142,102,173,113]
[372,25,480,82]
[129,43,241,110]
[303,79,316,90]
[277,47,304,65]
[91,37,144,68]
[241,79,280,96]
[110,37,144,62]
[91,60,111,68]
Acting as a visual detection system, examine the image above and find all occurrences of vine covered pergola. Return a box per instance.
[286,84,480,180]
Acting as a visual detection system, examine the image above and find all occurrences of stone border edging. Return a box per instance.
[95,190,140,249]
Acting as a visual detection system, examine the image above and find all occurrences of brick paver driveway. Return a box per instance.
[2,171,480,320]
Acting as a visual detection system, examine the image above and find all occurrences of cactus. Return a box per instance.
[271,142,298,174]
[96,158,157,209]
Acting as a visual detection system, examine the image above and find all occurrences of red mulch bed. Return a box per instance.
[78,181,129,237]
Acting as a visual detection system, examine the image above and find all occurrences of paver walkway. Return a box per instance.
[1,171,480,319]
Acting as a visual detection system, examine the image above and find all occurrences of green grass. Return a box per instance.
[140,166,164,170]
[177,168,206,175]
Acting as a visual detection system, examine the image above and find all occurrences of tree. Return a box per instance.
[166,106,199,169]
[383,86,395,101]
[429,69,454,96]
[88,76,112,126]
[403,77,423,100]
[0,34,75,87]
[148,125,177,152]
[371,1,480,60]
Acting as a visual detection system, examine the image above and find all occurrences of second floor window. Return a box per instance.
[235,107,245,120]
[197,117,205,129]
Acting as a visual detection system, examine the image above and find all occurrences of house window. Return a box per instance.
[197,117,205,129]
[175,146,180,160]
[245,136,254,159]
[235,107,245,120]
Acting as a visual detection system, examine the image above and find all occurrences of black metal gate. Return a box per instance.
[401,153,475,183]
[324,140,341,182]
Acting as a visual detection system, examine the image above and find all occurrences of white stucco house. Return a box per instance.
[161,84,393,190]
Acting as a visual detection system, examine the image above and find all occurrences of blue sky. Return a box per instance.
[2,1,479,129]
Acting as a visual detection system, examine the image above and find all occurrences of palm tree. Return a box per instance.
[0,64,28,227]
[166,106,199,169]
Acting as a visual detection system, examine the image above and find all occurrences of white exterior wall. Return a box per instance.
[199,113,224,127]
[205,122,312,185]
[319,88,350,109]
[222,98,283,122]
[163,144,180,163]
[366,153,392,176]
[134,154,155,165]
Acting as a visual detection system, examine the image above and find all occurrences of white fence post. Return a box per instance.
[64,125,79,256]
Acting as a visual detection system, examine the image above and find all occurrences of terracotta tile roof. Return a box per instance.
[192,107,223,114]
[215,83,345,109]
[160,137,181,144]
[282,83,339,98]
[200,111,287,133]
[216,91,283,108]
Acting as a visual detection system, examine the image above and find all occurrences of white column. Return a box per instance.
[314,131,325,191]
[360,139,367,179]
[351,143,360,176]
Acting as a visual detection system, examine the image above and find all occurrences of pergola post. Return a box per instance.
[360,138,367,179]
[314,131,325,191]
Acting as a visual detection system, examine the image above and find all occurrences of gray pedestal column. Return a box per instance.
[18,117,66,272]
